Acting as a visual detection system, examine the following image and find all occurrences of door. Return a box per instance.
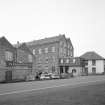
[5,71,12,81]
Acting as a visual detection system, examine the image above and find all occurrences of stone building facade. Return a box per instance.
[26,34,74,74]
[0,37,16,82]
[13,43,35,80]
[0,37,35,82]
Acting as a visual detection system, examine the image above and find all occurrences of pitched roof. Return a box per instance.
[18,43,33,55]
[26,34,65,46]
[80,51,105,60]
[0,36,14,49]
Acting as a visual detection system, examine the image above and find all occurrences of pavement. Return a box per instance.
[0,75,105,96]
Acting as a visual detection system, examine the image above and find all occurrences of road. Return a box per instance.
[0,75,105,105]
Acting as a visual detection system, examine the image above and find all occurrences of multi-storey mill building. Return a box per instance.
[26,34,74,74]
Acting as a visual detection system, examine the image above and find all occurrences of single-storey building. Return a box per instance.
[59,57,85,76]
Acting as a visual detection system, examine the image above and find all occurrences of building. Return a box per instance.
[12,43,35,80]
[59,57,85,76]
[80,51,105,75]
[0,36,16,82]
[0,37,36,82]
[26,34,74,74]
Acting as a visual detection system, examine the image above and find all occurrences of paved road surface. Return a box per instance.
[0,75,105,95]
[0,75,105,105]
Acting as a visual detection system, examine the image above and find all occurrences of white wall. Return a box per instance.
[86,60,104,74]
[96,60,104,73]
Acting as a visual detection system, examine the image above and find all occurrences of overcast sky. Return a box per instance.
[0,0,105,57]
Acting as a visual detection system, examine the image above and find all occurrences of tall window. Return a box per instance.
[45,48,48,53]
[68,50,70,56]
[71,52,73,57]
[5,51,13,61]
[60,59,63,63]
[39,49,42,54]
[92,60,96,66]
[70,46,72,50]
[33,49,35,55]
[73,59,76,63]
[45,57,49,63]
[66,59,69,63]
[38,58,41,64]
[28,54,32,62]
[52,46,55,52]
[52,56,55,62]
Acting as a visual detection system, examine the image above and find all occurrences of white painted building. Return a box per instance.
[80,51,105,75]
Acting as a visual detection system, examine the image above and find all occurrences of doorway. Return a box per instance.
[5,71,12,81]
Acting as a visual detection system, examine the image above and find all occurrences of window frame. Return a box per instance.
[33,49,35,55]
[45,48,48,53]
[52,46,55,52]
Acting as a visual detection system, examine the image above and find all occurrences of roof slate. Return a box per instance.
[26,35,65,46]
[0,36,14,49]
[80,51,105,60]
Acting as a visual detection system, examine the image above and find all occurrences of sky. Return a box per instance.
[0,0,105,57]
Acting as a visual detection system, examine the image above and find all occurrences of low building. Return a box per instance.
[80,51,105,75]
[59,57,85,76]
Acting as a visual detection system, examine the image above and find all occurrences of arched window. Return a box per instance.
[72,69,76,73]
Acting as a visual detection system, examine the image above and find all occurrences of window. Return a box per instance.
[45,57,49,63]
[92,60,96,66]
[92,68,96,74]
[45,48,48,53]
[52,56,55,62]
[52,66,55,73]
[85,60,88,66]
[85,68,88,74]
[72,69,76,73]
[66,59,69,63]
[60,59,63,63]
[52,46,55,52]
[0,60,5,66]
[33,49,35,55]
[39,49,42,54]
[5,51,13,61]
[38,58,41,64]
[73,59,76,63]
[28,54,32,62]
[45,66,48,70]
[71,52,73,57]
[68,50,70,56]
[70,46,72,50]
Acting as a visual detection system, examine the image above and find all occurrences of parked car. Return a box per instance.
[50,73,60,79]
[40,73,51,80]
